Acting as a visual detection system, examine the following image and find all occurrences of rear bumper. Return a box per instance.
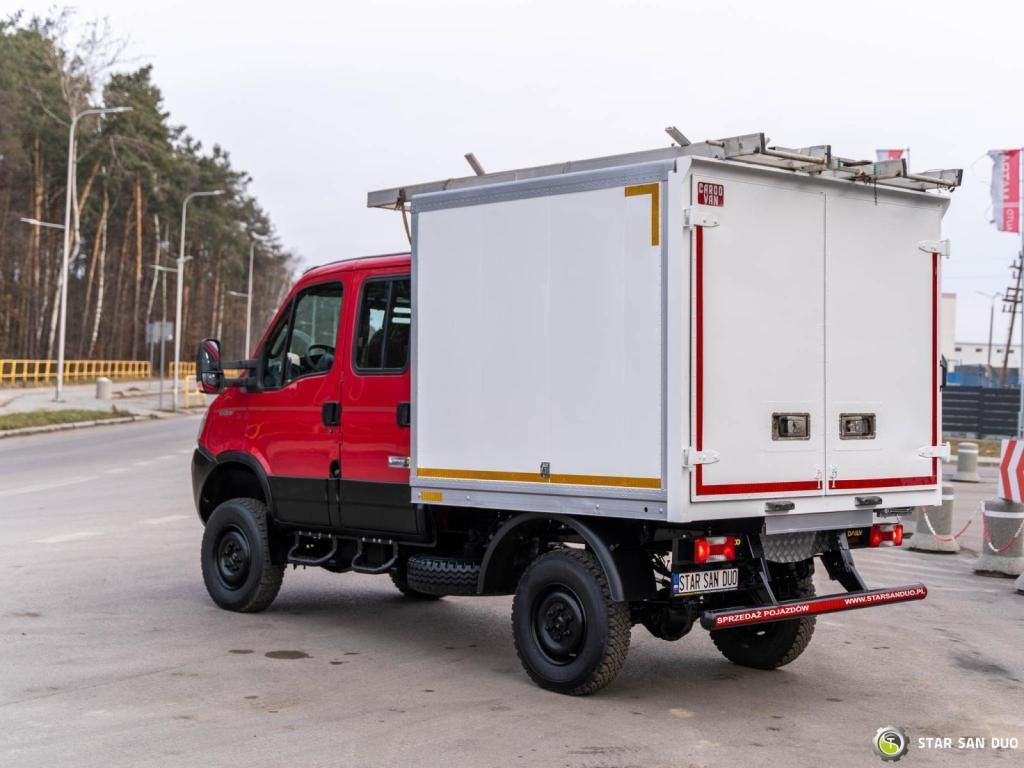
[700,583,927,630]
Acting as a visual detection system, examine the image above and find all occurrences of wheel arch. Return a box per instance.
[478,513,646,602]
[197,451,274,524]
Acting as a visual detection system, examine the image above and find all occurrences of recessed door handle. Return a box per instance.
[321,401,340,427]
[388,456,410,469]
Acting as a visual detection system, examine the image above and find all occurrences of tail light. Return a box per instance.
[694,536,736,564]
[869,523,903,548]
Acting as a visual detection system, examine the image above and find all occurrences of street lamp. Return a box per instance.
[55,105,131,401]
[224,241,258,356]
[173,189,225,410]
[977,290,1002,371]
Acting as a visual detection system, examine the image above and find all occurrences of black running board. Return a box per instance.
[700,583,927,630]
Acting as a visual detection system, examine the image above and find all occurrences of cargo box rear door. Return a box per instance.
[824,191,944,494]
[691,169,826,501]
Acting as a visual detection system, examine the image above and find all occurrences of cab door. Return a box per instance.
[244,280,346,529]
[339,270,419,535]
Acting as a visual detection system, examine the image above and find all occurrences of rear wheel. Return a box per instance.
[710,574,816,669]
[512,548,631,695]
[201,498,284,612]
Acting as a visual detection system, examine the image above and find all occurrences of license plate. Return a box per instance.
[673,568,739,596]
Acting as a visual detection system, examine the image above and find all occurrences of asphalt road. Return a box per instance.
[2,418,1022,768]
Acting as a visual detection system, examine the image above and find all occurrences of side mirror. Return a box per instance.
[940,355,948,390]
[196,338,224,394]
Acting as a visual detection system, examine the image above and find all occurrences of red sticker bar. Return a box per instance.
[700,584,927,630]
[697,181,724,206]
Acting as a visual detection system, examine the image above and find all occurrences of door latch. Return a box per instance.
[387,455,410,469]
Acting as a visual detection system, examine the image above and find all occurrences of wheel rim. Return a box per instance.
[215,526,252,590]
[532,585,587,665]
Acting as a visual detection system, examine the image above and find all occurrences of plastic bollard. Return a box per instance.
[974,498,1024,577]
[951,442,981,483]
[95,376,112,401]
[911,484,960,553]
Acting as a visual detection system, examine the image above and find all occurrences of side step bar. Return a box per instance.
[699,583,927,630]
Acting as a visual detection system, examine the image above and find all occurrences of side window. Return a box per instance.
[261,282,343,388]
[354,276,411,373]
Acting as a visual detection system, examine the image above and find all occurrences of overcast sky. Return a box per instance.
[14,0,1024,342]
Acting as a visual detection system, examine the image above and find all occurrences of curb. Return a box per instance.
[0,415,141,439]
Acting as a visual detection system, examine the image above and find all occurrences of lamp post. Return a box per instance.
[173,189,225,411]
[977,290,1001,372]
[245,241,256,355]
[55,106,131,401]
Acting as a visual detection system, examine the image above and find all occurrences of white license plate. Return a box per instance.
[673,568,739,595]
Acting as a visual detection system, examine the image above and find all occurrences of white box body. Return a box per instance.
[409,157,947,527]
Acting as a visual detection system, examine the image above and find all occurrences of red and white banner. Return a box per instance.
[876,148,906,161]
[989,149,1021,233]
[998,438,1024,501]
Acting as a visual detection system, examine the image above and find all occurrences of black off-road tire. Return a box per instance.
[512,548,631,695]
[405,554,480,597]
[710,576,816,670]
[390,558,443,600]
[201,498,284,613]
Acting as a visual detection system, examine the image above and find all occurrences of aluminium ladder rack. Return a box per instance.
[366,130,962,210]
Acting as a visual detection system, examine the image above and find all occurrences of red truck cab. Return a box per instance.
[194,252,419,537]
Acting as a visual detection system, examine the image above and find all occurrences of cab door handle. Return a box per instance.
[396,401,410,428]
[322,401,340,427]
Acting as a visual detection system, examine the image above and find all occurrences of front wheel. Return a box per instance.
[710,575,816,669]
[201,498,284,612]
[511,548,631,695]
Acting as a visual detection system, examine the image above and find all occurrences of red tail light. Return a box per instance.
[869,523,903,548]
[693,536,736,564]
[694,538,711,563]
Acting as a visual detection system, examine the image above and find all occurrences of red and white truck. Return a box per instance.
[193,131,960,694]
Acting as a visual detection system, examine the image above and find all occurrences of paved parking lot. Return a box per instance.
[2,419,1022,767]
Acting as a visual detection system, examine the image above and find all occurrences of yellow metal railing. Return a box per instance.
[0,359,151,386]
[169,361,196,379]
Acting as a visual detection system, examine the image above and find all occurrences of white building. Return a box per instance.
[942,292,1018,372]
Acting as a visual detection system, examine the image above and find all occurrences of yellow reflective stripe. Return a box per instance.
[624,183,660,246]
[417,467,661,489]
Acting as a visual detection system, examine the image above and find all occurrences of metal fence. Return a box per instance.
[943,386,1020,438]
[0,359,151,386]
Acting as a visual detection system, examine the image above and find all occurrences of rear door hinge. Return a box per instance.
[917,443,951,461]
[683,447,720,468]
[684,207,721,229]
[917,239,950,258]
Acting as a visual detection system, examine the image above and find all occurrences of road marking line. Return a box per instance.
[0,476,91,498]
[177,449,192,455]
[132,460,154,467]
[105,468,128,474]
[158,454,176,460]
[139,515,188,526]
[33,531,103,544]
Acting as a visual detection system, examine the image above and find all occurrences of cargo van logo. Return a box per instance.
[697,182,724,206]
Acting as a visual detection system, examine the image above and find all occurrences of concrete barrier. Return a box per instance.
[911,484,960,553]
[951,442,981,483]
[95,376,112,401]
[974,499,1024,577]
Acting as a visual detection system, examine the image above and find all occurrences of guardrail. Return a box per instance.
[0,359,151,386]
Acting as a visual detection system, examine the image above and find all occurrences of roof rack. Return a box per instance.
[367,130,962,210]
